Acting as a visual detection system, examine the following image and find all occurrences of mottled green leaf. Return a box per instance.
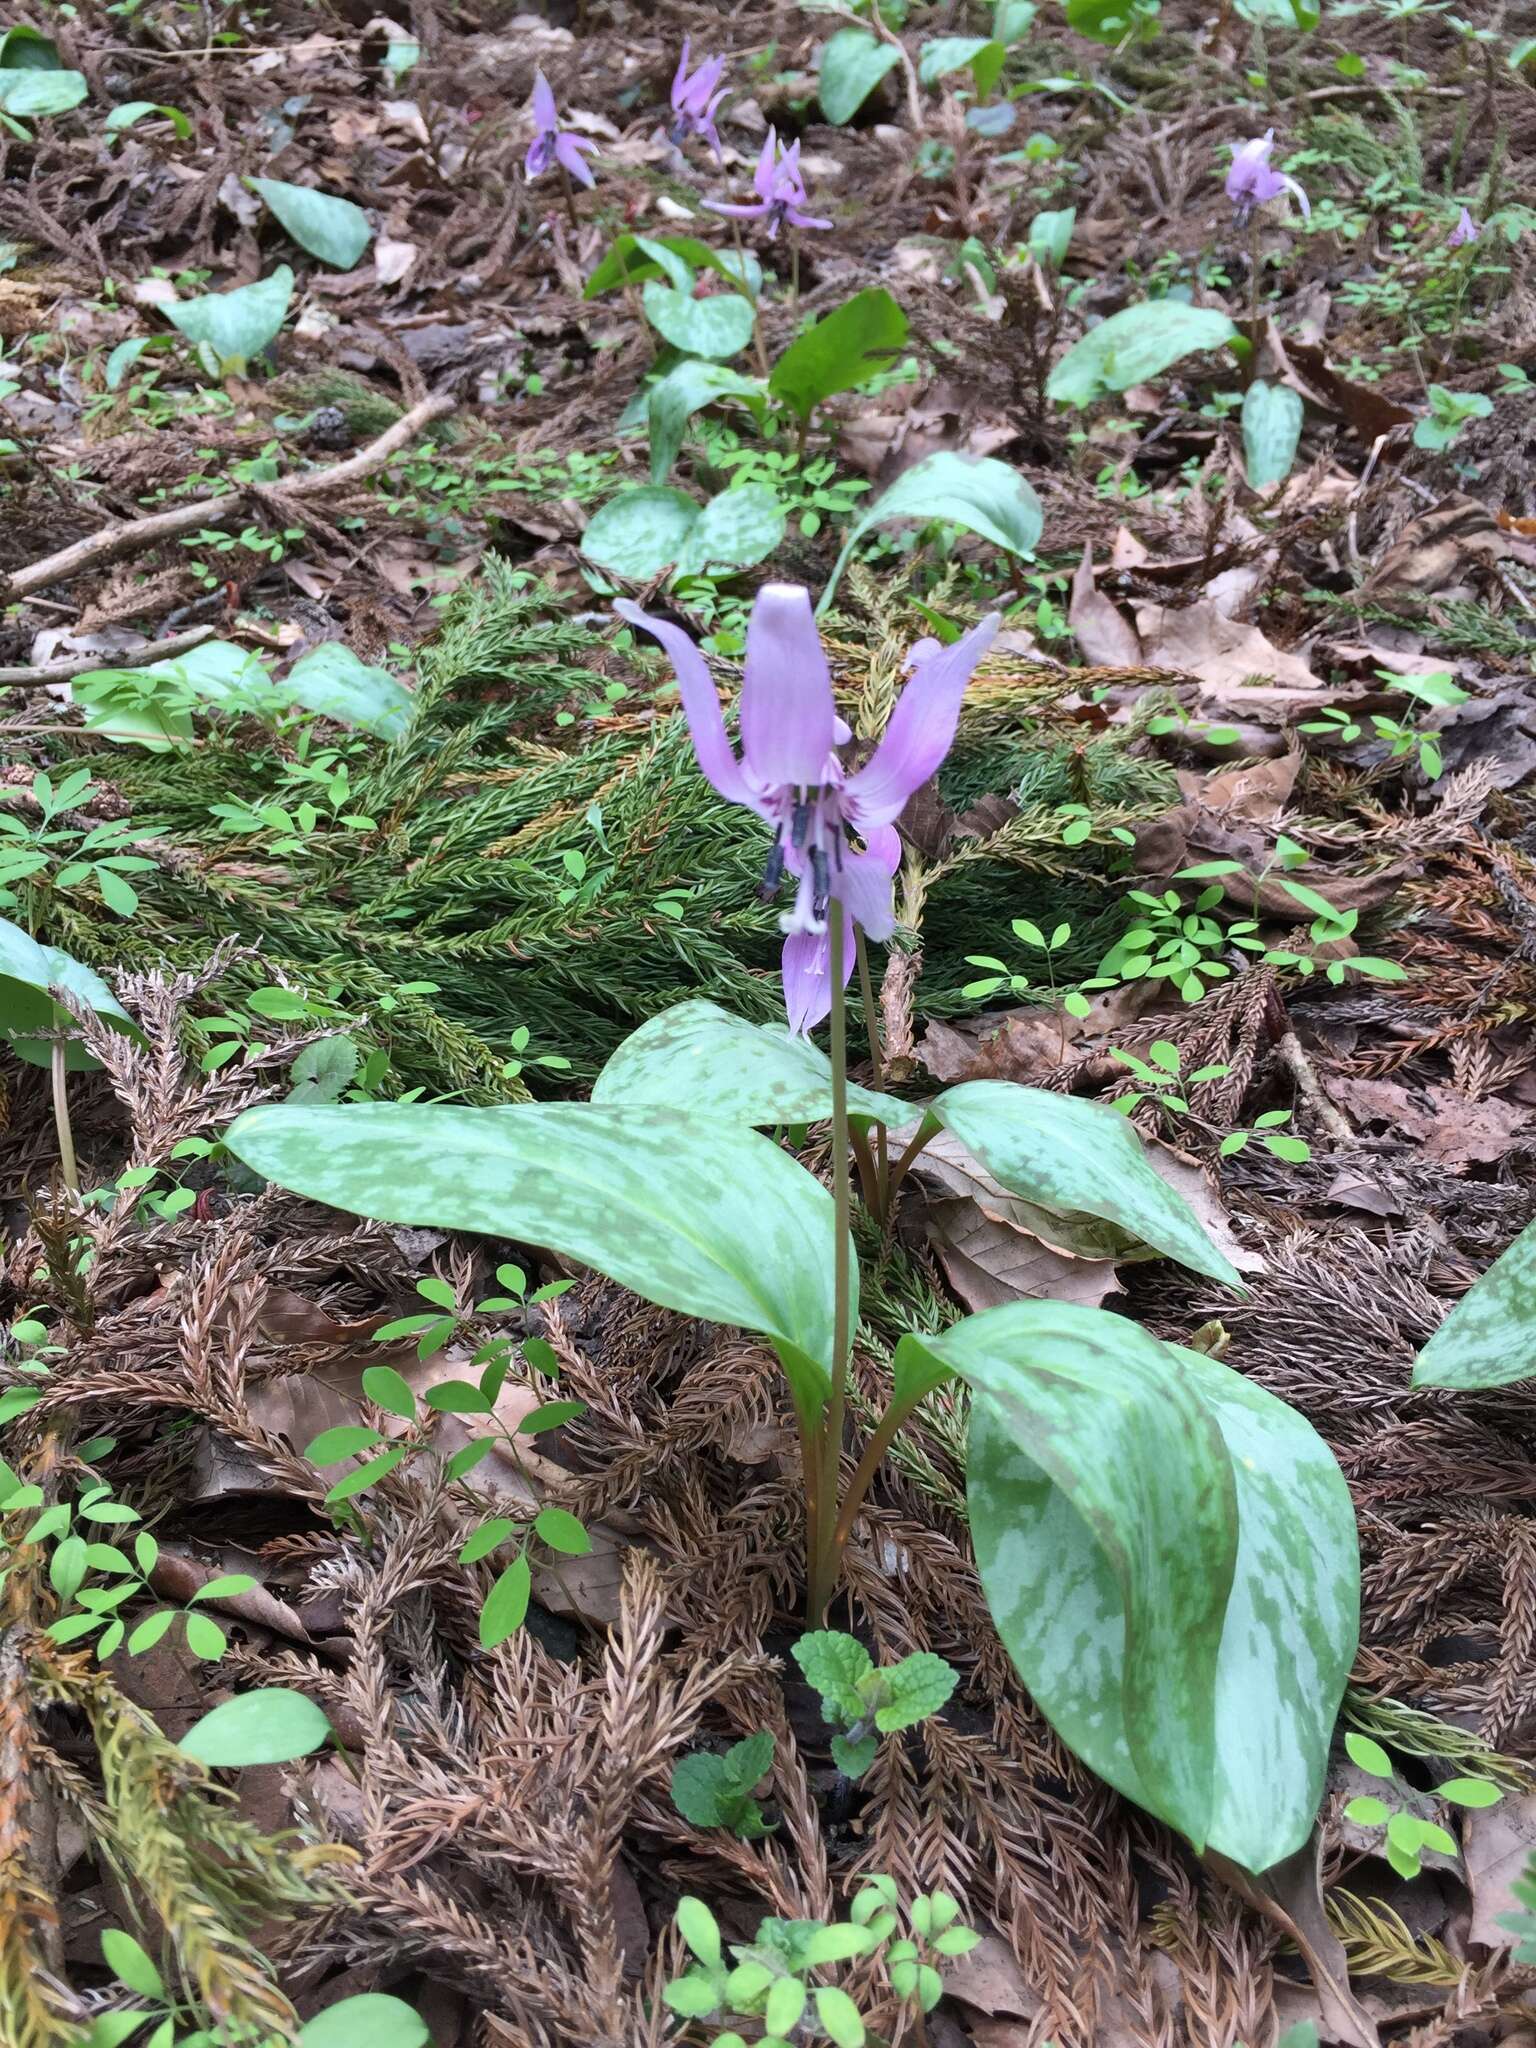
[161,266,294,374]
[0,913,144,1072]
[820,451,1042,612]
[1047,302,1238,408]
[580,485,699,579]
[647,360,765,485]
[930,1080,1242,1285]
[950,1309,1357,1870]
[247,177,372,269]
[593,1000,903,1128]
[1242,379,1305,490]
[1412,1219,1536,1390]
[225,1100,846,1406]
[676,483,785,577]
[642,279,756,360]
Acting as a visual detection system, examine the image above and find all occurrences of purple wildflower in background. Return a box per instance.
[706,128,833,238]
[618,584,998,1033]
[1225,131,1309,225]
[670,39,727,157]
[1449,207,1479,248]
[525,73,597,189]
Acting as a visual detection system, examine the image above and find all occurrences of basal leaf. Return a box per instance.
[768,288,908,423]
[946,1306,1355,1870]
[0,914,144,1073]
[1242,379,1305,490]
[580,485,700,579]
[647,360,766,484]
[224,1100,846,1399]
[676,483,785,577]
[820,451,1042,612]
[161,266,294,374]
[593,1001,904,1128]
[282,643,414,739]
[1047,302,1238,408]
[247,177,372,269]
[918,35,1007,94]
[642,279,756,361]
[1412,1219,1536,1390]
[819,28,901,123]
[930,1080,1242,1284]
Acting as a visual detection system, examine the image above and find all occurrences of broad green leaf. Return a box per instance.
[792,1629,872,1720]
[1027,206,1076,268]
[580,485,700,579]
[180,1687,333,1765]
[919,35,1007,94]
[325,1446,406,1501]
[73,637,275,749]
[0,913,144,1072]
[1047,302,1238,408]
[1235,0,1319,23]
[0,68,85,117]
[1411,1219,1536,1390]
[304,1424,383,1463]
[875,1651,957,1730]
[769,288,908,423]
[282,643,414,739]
[820,451,1042,612]
[1440,1777,1502,1808]
[642,279,756,361]
[1344,1731,1392,1778]
[104,100,192,139]
[676,483,785,577]
[1242,380,1304,490]
[953,1309,1357,1870]
[0,26,62,67]
[593,1000,903,1128]
[183,1611,227,1659]
[224,1100,847,1397]
[676,1896,722,1969]
[815,1984,867,2048]
[161,266,294,374]
[1064,0,1160,40]
[930,1080,1242,1284]
[647,360,766,484]
[247,177,371,269]
[819,28,900,124]
[300,1995,429,2048]
[481,1552,531,1646]
[586,232,760,302]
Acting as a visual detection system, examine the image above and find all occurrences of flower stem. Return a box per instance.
[557,160,582,238]
[730,219,771,378]
[854,929,889,1209]
[808,904,854,1621]
[50,1039,77,1195]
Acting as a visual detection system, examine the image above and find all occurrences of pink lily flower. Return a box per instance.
[1225,131,1309,225]
[617,584,998,1033]
[525,72,597,190]
[670,38,728,157]
[706,128,833,238]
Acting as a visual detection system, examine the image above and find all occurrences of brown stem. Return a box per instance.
[854,930,889,1203]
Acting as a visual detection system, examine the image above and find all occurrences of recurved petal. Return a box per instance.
[555,132,597,187]
[740,583,836,788]
[671,37,691,107]
[845,612,1000,827]
[615,600,752,805]
[532,72,558,133]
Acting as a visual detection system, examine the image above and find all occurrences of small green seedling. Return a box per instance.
[670,1729,776,1839]
[792,1630,957,1778]
[1412,383,1492,451]
[1343,1730,1501,1879]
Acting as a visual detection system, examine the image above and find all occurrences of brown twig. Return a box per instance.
[4,391,454,603]
[0,624,218,691]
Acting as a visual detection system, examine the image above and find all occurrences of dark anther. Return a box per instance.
[811,846,829,920]
[759,834,786,901]
[791,801,811,850]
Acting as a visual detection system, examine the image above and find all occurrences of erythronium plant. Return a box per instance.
[225,585,1360,1875]
[670,39,727,157]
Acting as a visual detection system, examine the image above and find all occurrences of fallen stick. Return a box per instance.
[0,622,217,690]
[5,390,454,603]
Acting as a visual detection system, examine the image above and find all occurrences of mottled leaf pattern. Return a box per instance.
[952,1308,1357,1870]
[930,1081,1242,1286]
[225,1100,848,1390]
[593,1000,904,1127]
[1411,1218,1536,1390]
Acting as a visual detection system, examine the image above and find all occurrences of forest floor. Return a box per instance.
[4,0,1536,2043]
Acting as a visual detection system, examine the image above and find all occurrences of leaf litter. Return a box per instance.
[3,0,1536,2041]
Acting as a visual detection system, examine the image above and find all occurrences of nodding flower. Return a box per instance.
[1224,131,1309,226]
[1448,207,1479,248]
[705,128,833,239]
[617,584,998,1033]
[669,39,728,158]
[524,72,597,190]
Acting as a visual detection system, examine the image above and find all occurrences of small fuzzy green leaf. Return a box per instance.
[793,1629,873,1720]
[875,1651,958,1732]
